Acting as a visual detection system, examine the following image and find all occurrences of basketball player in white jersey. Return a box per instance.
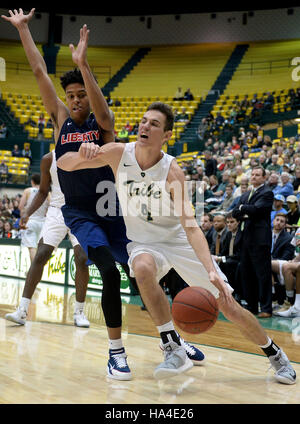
[5,151,90,327]
[57,102,296,384]
[19,173,49,262]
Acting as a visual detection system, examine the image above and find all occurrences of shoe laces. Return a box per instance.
[75,309,87,318]
[111,353,128,369]
[181,340,196,356]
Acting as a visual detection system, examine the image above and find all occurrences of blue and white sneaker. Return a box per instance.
[159,338,205,366]
[180,339,206,366]
[107,348,132,381]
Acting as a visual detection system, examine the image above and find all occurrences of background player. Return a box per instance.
[57,102,296,385]
[19,173,49,262]
[5,150,90,327]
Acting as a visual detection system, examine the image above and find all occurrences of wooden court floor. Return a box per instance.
[0,277,299,405]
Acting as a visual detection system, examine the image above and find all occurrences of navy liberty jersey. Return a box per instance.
[55,113,119,216]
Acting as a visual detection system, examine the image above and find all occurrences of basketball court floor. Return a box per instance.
[0,276,299,405]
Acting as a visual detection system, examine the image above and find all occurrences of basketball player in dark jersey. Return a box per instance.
[2,8,132,380]
[3,9,205,379]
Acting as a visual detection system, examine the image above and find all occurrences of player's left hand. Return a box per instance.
[69,24,89,66]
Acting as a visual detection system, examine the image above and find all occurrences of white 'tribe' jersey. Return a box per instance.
[116,142,187,244]
[49,150,65,208]
[27,187,48,220]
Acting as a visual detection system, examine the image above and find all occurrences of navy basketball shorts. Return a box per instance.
[61,205,130,265]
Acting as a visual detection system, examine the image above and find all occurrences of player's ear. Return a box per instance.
[163,130,172,144]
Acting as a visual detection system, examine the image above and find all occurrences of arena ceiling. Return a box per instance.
[1,3,299,16]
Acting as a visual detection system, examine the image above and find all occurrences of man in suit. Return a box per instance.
[213,212,243,301]
[200,213,216,250]
[210,213,228,256]
[232,166,274,318]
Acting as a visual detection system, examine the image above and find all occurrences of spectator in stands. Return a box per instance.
[117,126,129,143]
[197,118,209,141]
[177,107,189,123]
[37,113,46,139]
[114,98,121,107]
[271,213,295,261]
[24,114,37,127]
[228,180,250,211]
[292,167,300,193]
[173,87,184,101]
[241,150,251,169]
[276,172,294,199]
[285,195,300,229]
[46,118,53,129]
[215,112,225,127]
[271,194,288,226]
[0,122,7,138]
[200,213,216,250]
[11,199,20,219]
[204,150,217,177]
[22,144,32,164]
[267,154,281,173]
[263,92,275,110]
[12,144,21,157]
[106,95,113,106]
[214,183,235,212]
[2,220,13,238]
[124,121,132,134]
[184,88,194,101]
[0,160,8,183]
[131,121,139,135]
[210,214,228,256]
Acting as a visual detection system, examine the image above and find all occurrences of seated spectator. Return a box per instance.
[0,122,7,139]
[114,99,121,107]
[46,118,54,129]
[285,195,300,230]
[2,220,13,238]
[177,107,189,122]
[293,167,300,193]
[210,214,228,256]
[37,113,46,138]
[215,112,225,127]
[22,144,32,164]
[184,88,194,101]
[0,160,8,183]
[124,121,132,134]
[204,151,217,177]
[200,213,216,250]
[214,183,235,212]
[12,144,21,157]
[267,154,281,173]
[263,92,275,110]
[117,126,129,143]
[271,194,288,226]
[271,213,295,261]
[173,87,184,101]
[276,172,294,199]
[131,121,139,135]
[11,199,20,219]
[106,95,113,106]
[24,114,37,127]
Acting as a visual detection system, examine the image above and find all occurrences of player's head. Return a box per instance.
[137,102,174,147]
[31,173,40,186]
[60,68,97,122]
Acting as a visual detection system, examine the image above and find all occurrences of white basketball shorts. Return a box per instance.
[127,240,233,299]
[21,217,45,248]
[39,205,79,248]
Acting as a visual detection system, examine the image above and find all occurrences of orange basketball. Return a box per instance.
[172,286,219,334]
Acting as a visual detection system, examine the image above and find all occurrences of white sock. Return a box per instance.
[258,336,272,349]
[109,338,123,351]
[20,297,30,312]
[294,294,300,309]
[157,321,175,334]
[286,290,294,298]
[75,301,85,313]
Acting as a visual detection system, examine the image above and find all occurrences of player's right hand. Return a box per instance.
[1,8,35,28]
[79,142,101,160]
[19,214,29,229]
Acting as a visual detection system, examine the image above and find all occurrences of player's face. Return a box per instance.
[137,110,172,147]
[65,83,90,122]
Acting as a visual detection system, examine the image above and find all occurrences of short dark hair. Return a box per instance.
[60,68,98,91]
[146,102,174,131]
[252,165,266,176]
[203,212,213,222]
[31,173,40,185]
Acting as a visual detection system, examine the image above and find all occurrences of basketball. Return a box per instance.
[172,287,219,334]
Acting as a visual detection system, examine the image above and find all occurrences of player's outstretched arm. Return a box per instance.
[69,24,114,141]
[1,8,68,131]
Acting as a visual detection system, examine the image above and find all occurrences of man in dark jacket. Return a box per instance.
[232,166,274,317]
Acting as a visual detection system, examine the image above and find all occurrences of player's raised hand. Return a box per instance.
[69,24,90,66]
[1,8,35,28]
